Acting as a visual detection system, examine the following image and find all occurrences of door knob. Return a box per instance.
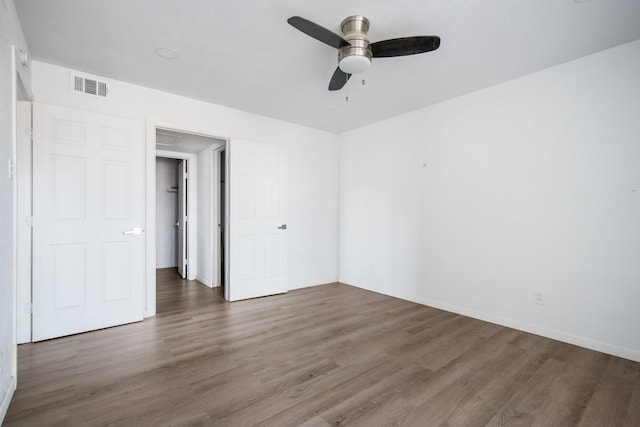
[123,227,143,235]
[277,224,287,230]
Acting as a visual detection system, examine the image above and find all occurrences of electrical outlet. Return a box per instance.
[533,289,545,305]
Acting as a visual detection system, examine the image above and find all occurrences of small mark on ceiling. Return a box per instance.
[154,47,178,60]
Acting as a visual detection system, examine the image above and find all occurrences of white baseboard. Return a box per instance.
[156,264,177,269]
[0,376,16,424]
[195,275,213,288]
[341,281,640,363]
[288,279,339,291]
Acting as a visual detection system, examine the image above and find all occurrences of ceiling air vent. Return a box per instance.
[70,73,110,99]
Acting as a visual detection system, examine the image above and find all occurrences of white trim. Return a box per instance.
[145,120,156,317]
[15,99,31,345]
[10,46,18,381]
[6,45,32,421]
[9,45,18,389]
[0,376,16,423]
[212,146,226,289]
[156,263,178,269]
[209,149,215,288]
[341,281,640,363]
[224,146,230,301]
[195,275,211,287]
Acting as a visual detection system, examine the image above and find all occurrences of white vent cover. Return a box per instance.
[70,73,110,99]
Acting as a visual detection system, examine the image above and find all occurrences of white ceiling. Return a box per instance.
[156,128,225,154]
[14,0,640,134]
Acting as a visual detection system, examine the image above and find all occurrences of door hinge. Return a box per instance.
[25,216,33,227]
[25,302,32,315]
[8,159,15,180]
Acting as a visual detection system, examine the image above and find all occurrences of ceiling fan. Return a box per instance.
[287,15,441,91]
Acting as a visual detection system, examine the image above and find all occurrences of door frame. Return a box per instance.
[7,46,32,415]
[15,85,32,345]
[212,146,228,297]
[155,150,197,280]
[145,118,229,316]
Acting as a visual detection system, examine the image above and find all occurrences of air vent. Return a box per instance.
[74,76,83,92]
[85,78,97,95]
[98,81,108,97]
[70,73,111,99]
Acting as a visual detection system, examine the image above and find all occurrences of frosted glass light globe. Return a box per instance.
[339,55,371,74]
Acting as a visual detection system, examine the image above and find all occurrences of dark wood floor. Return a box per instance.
[4,269,640,426]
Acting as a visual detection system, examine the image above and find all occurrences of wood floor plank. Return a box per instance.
[406,381,475,426]
[577,374,635,427]
[622,382,640,427]
[257,354,403,425]
[4,268,640,426]
[318,362,429,426]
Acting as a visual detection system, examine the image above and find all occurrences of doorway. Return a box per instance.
[155,157,186,277]
[148,127,289,308]
[154,128,226,290]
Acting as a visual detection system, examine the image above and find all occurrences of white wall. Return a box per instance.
[339,39,640,362]
[31,61,340,295]
[0,1,31,422]
[155,157,179,268]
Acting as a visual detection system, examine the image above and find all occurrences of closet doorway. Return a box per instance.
[155,128,226,285]
[155,157,186,276]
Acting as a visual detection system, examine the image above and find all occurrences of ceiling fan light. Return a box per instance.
[339,55,371,74]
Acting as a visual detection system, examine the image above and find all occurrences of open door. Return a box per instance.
[177,160,188,279]
[227,139,288,301]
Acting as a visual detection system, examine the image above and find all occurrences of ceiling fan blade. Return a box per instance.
[287,16,349,49]
[329,67,351,91]
[371,36,441,58]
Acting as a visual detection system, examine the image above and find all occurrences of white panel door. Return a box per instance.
[177,160,187,279]
[228,139,288,301]
[32,103,145,341]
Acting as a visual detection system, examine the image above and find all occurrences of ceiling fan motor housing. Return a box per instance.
[338,15,372,74]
